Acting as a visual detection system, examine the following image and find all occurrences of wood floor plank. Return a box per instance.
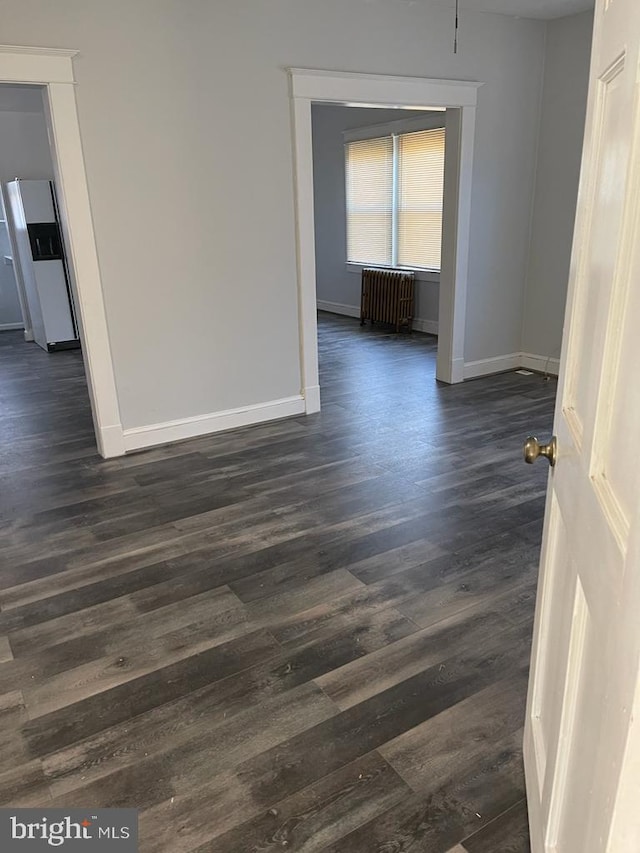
[21,612,251,719]
[379,670,529,792]
[0,557,189,633]
[139,772,258,851]
[0,690,29,765]
[41,606,415,797]
[0,635,12,662]
[319,730,526,853]
[269,527,534,649]
[7,583,243,662]
[315,603,517,711]
[234,620,531,809]
[247,569,366,624]
[462,799,530,853]
[0,759,52,808]
[0,315,554,852]
[48,681,337,810]
[23,629,280,757]
[350,522,535,587]
[228,530,445,604]
[395,546,539,631]
[194,752,410,853]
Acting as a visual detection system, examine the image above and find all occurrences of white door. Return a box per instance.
[524,1,640,851]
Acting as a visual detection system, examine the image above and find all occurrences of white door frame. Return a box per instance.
[289,68,481,408]
[0,45,124,458]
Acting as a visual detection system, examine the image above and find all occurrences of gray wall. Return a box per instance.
[0,89,53,183]
[0,223,22,328]
[312,105,441,331]
[0,0,548,429]
[522,11,593,359]
[0,86,54,327]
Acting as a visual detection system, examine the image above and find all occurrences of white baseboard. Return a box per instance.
[464,351,561,380]
[449,357,465,384]
[317,301,438,334]
[520,352,560,376]
[464,353,521,380]
[97,423,127,459]
[317,300,360,318]
[317,303,559,378]
[304,384,321,413]
[122,395,305,452]
[0,322,24,331]
[412,318,439,335]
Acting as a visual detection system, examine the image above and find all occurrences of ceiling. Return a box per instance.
[430,0,594,20]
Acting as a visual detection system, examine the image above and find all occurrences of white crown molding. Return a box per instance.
[289,67,484,90]
[0,45,78,84]
[289,68,483,108]
[0,45,78,58]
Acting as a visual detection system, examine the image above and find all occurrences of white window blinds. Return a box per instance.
[397,128,445,270]
[345,136,393,267]
[345,126,445,271]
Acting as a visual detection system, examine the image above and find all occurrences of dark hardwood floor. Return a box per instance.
[0,314,557,852]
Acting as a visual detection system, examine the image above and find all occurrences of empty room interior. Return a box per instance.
[4,1,636,852]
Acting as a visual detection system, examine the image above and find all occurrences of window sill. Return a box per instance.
[346,263,439,283]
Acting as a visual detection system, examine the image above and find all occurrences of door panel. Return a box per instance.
[529,498,574,797]
[594,235,640,530]
[564,54,630,440]
[545,577,589,851]
[524,1,640,850]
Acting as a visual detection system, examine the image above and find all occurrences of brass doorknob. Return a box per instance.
[524,435,557,467]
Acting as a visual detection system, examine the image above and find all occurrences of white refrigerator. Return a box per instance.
[6,179,79,351]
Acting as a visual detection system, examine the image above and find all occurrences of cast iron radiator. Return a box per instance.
[360,268,415,333]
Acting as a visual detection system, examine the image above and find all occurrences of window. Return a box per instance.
[345,127,445,271]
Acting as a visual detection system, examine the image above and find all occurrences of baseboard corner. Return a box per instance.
[317,301,438,336]
[412,317,439,336]
[98,423,126,458]
[304,384,321,413]
[463,351,561,380]
[463,352,521,380]
[520,352,560,376]
[317,300,360,319]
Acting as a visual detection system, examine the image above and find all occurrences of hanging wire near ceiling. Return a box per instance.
[454,0,460,53]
